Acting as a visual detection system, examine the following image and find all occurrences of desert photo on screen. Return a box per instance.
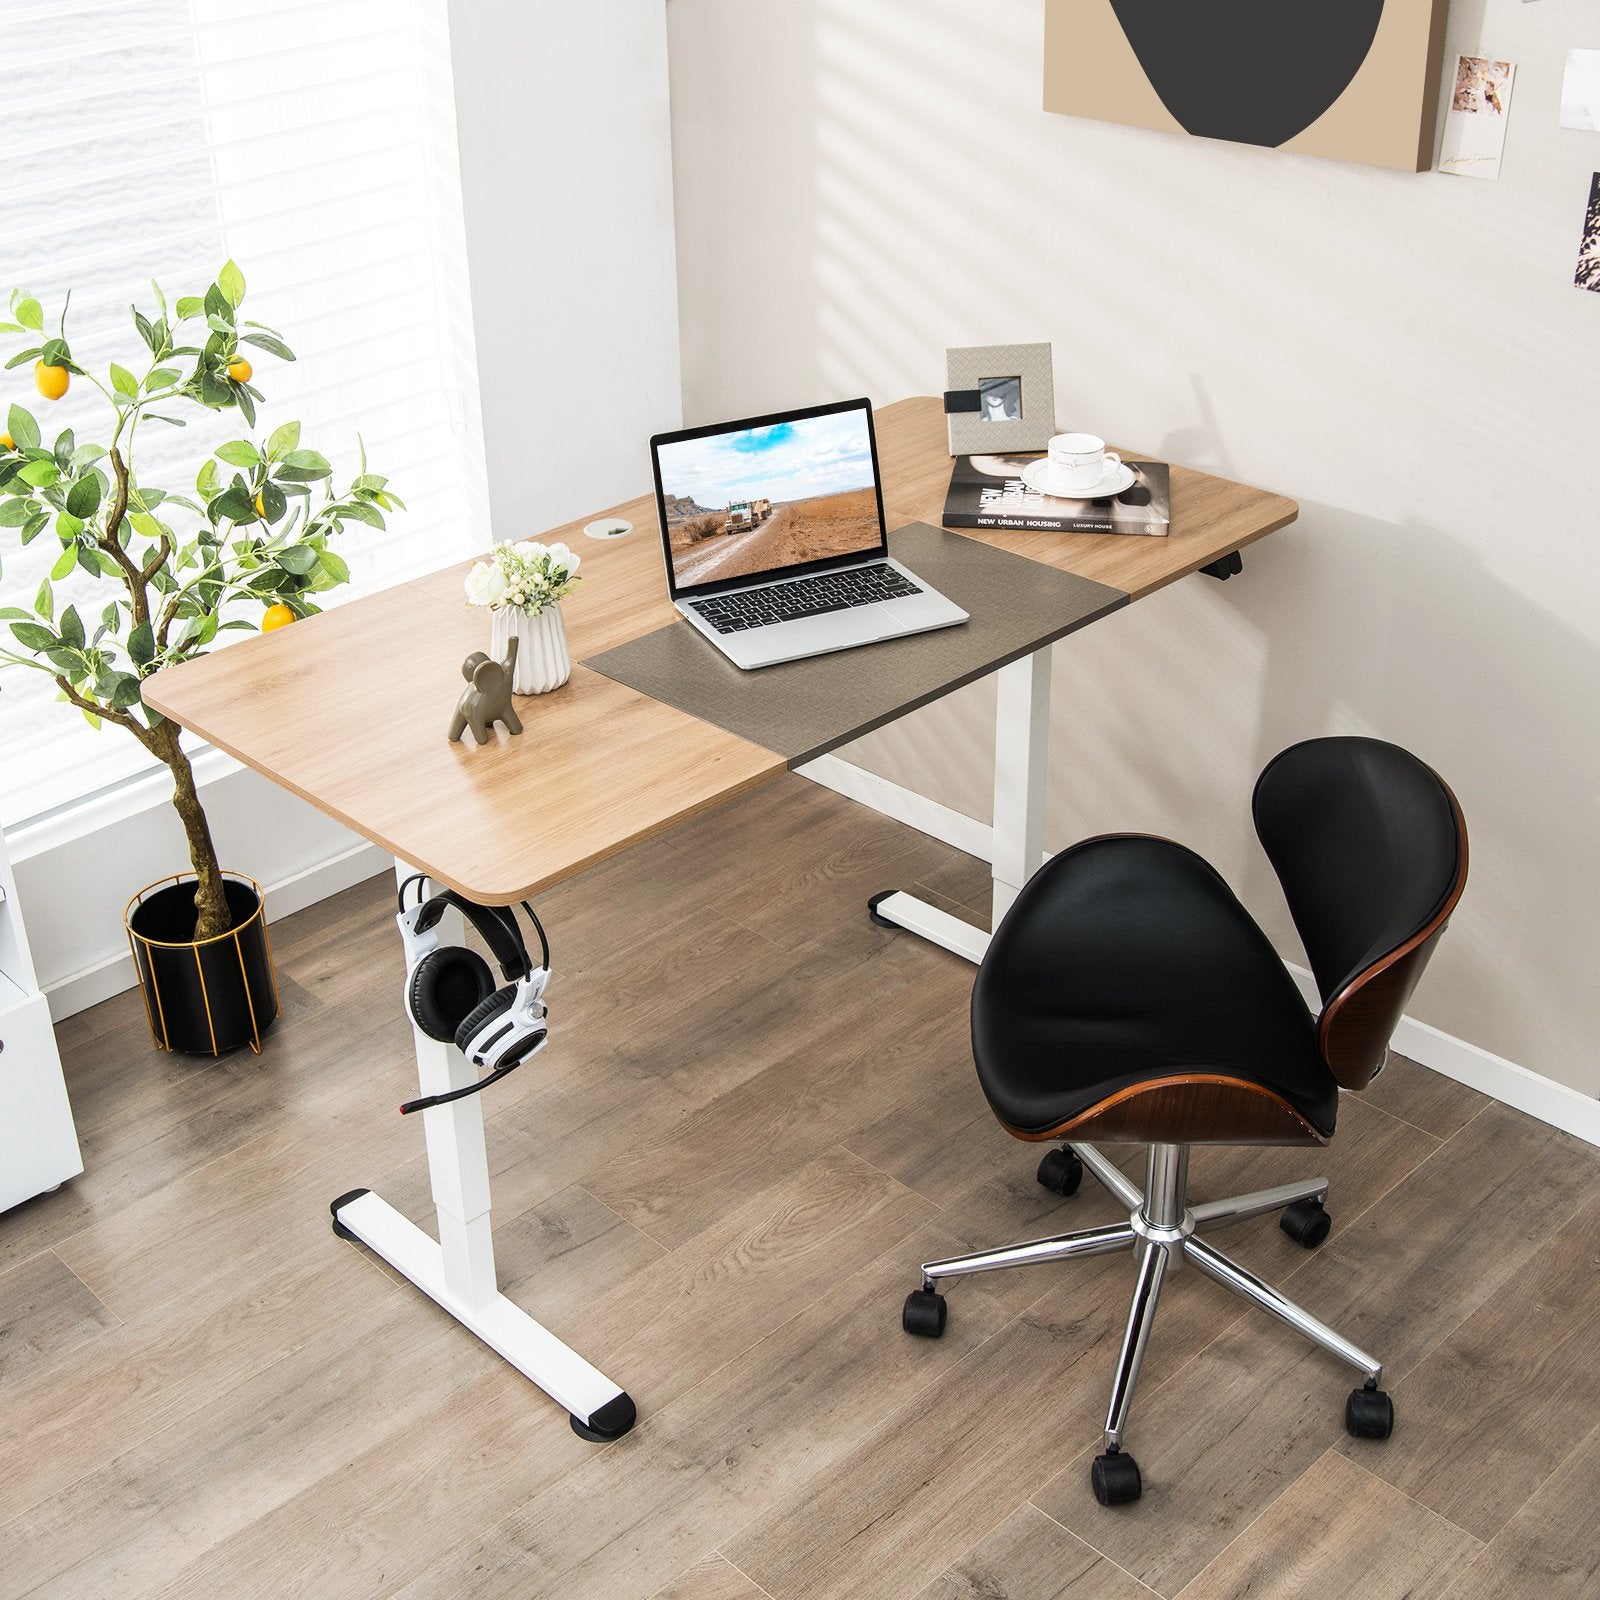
[658,411,880,588]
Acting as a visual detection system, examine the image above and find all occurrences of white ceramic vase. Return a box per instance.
[491,603,571,695]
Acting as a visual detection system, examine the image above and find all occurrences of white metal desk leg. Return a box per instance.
[328,860,636,1442]
[867,646,1052,966]
[990,648,1052,925]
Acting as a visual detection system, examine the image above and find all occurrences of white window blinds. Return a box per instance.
[0,0,487,827]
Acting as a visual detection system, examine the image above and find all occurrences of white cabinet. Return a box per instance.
[0,842,83,1212]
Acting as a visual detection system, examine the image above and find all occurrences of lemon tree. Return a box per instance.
[0,263,401,940]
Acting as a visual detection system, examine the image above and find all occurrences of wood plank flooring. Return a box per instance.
[2,776,1597,1599]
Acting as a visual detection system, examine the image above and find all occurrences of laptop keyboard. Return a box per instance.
[688,563,923,634]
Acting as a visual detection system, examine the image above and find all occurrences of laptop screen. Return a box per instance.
[651,399,887,598]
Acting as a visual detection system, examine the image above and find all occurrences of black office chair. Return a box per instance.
[900,736,1467,1506]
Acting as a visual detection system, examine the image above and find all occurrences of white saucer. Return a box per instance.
[1021,459,1136,500]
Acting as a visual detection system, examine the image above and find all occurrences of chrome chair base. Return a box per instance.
[907,1141,1390,1503]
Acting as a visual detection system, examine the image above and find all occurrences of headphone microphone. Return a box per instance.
[395,876,553,1115]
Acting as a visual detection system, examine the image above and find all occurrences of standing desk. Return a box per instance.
[143,394,1297,1439]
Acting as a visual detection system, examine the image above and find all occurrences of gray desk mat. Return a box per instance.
[581,521,1127,766]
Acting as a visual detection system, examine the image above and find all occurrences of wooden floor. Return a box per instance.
[3,776,1598,1600]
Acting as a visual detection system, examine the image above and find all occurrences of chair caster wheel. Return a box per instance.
[1091,1450,1142,1505]
[1346,1385,1394,1440]
[1280,1197,1331,1248]
[1036,1147,1083,1197]
[902,1287,947,1338]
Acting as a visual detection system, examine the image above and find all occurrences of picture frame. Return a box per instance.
[944,342,1056,456]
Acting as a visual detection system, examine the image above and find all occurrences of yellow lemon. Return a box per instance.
[262,603,295,632]
[34,361,69,401]
[227,356,252,384]
[0,433,13,451]
[254,491,266,518]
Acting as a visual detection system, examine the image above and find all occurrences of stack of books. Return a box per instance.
[942,456,1171,536]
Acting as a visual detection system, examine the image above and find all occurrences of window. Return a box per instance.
[0,0,487,827]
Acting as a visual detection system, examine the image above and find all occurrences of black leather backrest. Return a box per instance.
[1253,737,1465,1085]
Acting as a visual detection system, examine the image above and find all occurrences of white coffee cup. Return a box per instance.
[1046,433,1120,491]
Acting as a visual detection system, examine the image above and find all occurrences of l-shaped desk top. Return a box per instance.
[144,395,1298,903]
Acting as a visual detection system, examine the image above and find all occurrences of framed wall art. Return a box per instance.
[944,342,1057,456]
[1043,0,1452,173]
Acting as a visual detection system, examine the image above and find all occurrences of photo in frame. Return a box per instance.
[945,343,1056,456]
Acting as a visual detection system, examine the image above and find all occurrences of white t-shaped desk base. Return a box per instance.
[329,865,636,1442]
[868,648,1051,964]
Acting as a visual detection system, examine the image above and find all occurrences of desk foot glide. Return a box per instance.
[867,890,903,928]
[570,1393,638,1442]
[330,1188,371,1240]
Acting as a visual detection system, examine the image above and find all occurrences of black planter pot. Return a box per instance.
[125,873,280,1055]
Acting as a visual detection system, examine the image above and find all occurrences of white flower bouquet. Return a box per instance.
[464,539,581,617]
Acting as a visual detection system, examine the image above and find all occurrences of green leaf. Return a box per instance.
[204,284,233,324]
[258,481,287,523]
[240,332,294,362]
[175,297,203,320]
[55,511,84,539]
[68,444,105,471]
[39,337,69,369]
[150,279,169,321]
[145,366,180,391]
[51,428,74,465]
[4,348,42,370]
[127,620,155,667]
[199,369,232,408]
[209,488,254,524]
[128,511,165,540]
[218,260,246,308]
[109,363,139,399]
[277,449,332,482]
[196,459,220,500]
[144,413,187,427]
[49,543,78,580]
[111,673,145,708]
[18,459,59,487]
[235,385,255,428]
[206,314,234,335]
[7,405,39,450]
[0,499,31,526]
[0,607,31,621]
[133,308,157,352]
[266,420,300,460]
[59,605,84,648]
[65,474,103,518]
[318,549,350,584]
[80,706,102,731]
[275,545,319,575]
[352,473,387,494]
[337,501,384,529]
[34,577,52,618]
[21,511,48,543]
[215,439,260,468]
[10,620,57,652]
[15,297,43,331]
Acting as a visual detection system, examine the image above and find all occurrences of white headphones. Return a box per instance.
[395,877,552,1114]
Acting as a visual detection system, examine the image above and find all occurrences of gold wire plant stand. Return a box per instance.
[124,871,282,1056]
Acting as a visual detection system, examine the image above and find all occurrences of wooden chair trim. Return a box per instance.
[1317,782,1468,1090]
[997,1073,1329,1148]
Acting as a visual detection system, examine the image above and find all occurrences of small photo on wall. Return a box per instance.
[1576,174,1600,295]
[1560,49,1600,132]
[1439,55,1516,180]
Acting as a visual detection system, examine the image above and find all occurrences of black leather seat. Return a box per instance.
[899,736,1467,1508]
[974,835,1338,1138]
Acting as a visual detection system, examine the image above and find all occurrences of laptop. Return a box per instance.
[649,397,968,669]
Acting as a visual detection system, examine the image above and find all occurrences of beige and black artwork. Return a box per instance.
[1044,0,1452,172]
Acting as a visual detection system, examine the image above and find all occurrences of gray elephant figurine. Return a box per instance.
[448,638,524,744]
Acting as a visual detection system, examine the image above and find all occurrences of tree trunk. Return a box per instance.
[150,718,231,941]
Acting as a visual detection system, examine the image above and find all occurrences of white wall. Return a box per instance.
[666,0,1600,1096]
[447,0,684,530]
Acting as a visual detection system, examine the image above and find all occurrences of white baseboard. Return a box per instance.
[44,840,391,1022]
[799,757,1600,1150]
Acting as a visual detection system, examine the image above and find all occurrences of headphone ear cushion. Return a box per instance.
[409,947,494,1042]
[454,983,517,1055]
